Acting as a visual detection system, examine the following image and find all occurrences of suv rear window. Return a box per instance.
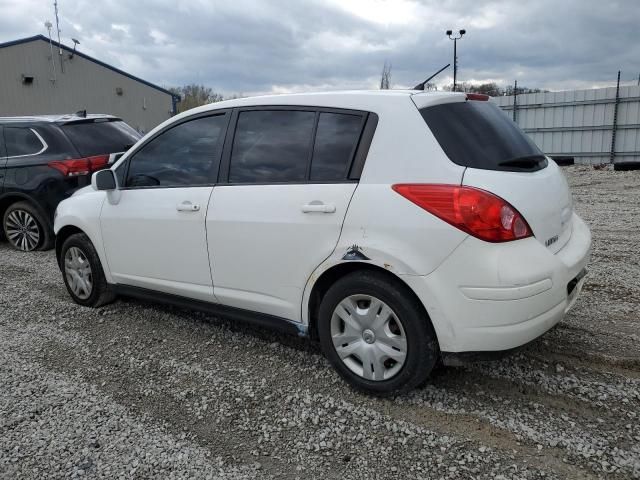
[420,101,547,172]
[62,120,141,157]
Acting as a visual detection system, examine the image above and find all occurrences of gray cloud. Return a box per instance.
[1,0,638,95]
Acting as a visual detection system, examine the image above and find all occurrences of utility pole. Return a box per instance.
[446,29,466,92]
[53,0,64,72]
[610,71,621,164]
[513,80,518,122]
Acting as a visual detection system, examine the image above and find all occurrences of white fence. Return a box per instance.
[494,85,640,165]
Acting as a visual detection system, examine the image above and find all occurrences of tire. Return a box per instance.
[3,201,54,251]
[60,233,115,307]
[318,270,438,396]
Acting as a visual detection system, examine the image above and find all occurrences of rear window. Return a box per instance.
[420,101,547,171]
[310,112,363,181]
[5,127,45,157]
[62,120,141,157]
[229,110,316,183]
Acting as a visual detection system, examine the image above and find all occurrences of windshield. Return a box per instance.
[62,120,141,157]
[420,100,546,172]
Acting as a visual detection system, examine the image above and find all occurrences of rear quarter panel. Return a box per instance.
[301,98,468,324]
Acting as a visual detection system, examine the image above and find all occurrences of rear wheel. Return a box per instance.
[60,233,115,307]
[318,270,438,395]
[3,201,54,252]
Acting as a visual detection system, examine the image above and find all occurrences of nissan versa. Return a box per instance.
[53,91,591,394]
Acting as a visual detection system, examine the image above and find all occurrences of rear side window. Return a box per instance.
[62,120,141,157]
[126,114,227,188]
[5,127,45,157]
[420,101,546,171]
[310,113,363,181]
[229,110,316,183]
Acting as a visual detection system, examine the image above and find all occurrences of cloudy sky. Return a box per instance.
[1,0,638,96]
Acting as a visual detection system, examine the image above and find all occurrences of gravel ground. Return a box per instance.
[1,165,639,479]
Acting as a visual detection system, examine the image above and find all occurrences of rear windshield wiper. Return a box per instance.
[498,155,547,169]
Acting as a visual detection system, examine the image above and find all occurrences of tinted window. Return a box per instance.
[126,114,226,187]
[311,113,362,181]
[62,120,141,156]
[5,127,44,157]
[229,110,315,183]
[420,101,546,171]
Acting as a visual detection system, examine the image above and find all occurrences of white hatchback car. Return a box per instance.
[54,91,591,394]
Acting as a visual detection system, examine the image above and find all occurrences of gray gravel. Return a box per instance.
[1,165,639,479]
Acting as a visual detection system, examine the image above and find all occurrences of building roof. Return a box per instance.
[0,35,179,99]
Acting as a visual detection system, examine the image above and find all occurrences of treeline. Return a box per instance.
[168,84,242,113]
[442,82,548,96]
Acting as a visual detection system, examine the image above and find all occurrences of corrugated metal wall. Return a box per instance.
[0,39,174,133]
[494,85,640,165]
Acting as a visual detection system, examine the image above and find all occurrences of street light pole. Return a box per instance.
[446,29,466,92]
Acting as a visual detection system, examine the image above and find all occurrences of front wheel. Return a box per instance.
[317,271,438,396]
[60,233,115,307]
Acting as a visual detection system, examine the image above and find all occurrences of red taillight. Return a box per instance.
[48,155,109,177]
[392,184,533,242]
[466,93,490,101]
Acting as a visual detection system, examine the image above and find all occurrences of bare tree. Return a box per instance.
[380,62,392,90]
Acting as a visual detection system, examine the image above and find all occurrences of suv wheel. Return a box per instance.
[60,233,115,307]
[318,271,438,396]
[3,202,53,252]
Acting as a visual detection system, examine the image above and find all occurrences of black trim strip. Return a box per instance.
[111,284,309,337]
[349,113,378,179]
[440,348,522,366]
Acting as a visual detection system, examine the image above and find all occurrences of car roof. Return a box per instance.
[180,90,468,117]
[0,114,120,125]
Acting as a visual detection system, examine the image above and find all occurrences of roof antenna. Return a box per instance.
[53,0,64,72]
[44,21,57,82]
[413,63,450,91]
[69,38,80,59]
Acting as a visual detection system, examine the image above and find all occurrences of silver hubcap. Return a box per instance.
[331,294,407,381]
[64,247,93,299]
[5,209,40,251]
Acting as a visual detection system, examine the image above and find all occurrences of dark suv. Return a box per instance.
[0,114,141,251]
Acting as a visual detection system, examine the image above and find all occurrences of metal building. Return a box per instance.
[494,85,640,165]
[0,35,178,133]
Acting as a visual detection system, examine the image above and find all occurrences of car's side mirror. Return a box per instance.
[92,169,117,191]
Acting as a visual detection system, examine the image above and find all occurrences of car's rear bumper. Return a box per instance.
[401,212,591,353]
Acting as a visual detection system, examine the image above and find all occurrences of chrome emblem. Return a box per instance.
[545,235,559,247]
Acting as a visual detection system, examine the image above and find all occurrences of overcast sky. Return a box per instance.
[1,0,638,96]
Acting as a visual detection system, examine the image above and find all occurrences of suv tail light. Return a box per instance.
[48,155,109,177]
[392,184,533,242]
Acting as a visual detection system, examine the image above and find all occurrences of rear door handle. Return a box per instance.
[177,201,200,212]
[302,202,336,213]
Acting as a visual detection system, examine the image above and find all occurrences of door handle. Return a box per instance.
[302,202,336,213]
[176,201,200,212]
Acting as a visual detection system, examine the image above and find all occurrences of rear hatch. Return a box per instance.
[60,118,141,158]
[418,97,573,253]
